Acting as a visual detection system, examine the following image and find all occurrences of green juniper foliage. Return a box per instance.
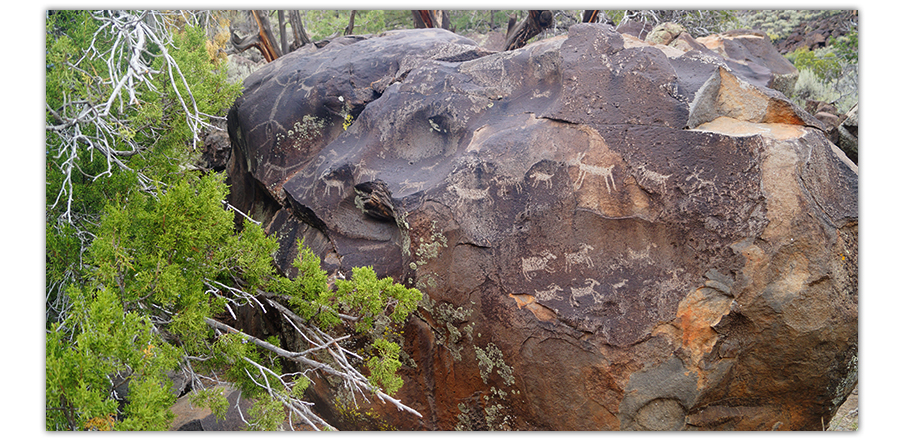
[46,10,421,431]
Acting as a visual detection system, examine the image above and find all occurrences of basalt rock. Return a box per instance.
[695,29,800,97]
[227,24,857,431]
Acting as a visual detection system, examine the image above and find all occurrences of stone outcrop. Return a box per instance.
[695,29,799,97]
[804,100,858,164]
[226,24,857,431]
[773,10,858,55]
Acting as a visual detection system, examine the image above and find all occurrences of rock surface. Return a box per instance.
[226,24,857,431]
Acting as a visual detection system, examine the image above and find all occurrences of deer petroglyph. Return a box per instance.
[571,152,616,193]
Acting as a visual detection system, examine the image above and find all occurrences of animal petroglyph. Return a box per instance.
[569,278,603,307]
[634,164,672,191]
[685,168,719,194]
[352,159,379,183]
[521,250,557,281]
[452,185,493,204]
[572,152,617,193]
[565,243,595,273]
[534,284,563,302]
[398,178,427,195]
[322,177,345,198]
[529,170,554,189]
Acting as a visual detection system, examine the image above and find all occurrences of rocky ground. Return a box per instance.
[828,385,859,431]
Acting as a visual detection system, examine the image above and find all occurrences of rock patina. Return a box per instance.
[227,24,857,431]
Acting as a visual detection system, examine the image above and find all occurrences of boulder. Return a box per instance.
[227,24,857,431]
[802,100,858,164]
[645,22,687,46]
[696,29,800,97]
[198,121,232,172]
[836,103,858,164]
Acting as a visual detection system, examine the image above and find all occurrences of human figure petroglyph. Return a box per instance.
[565,243,595,273]
[521,250,557,281]
[571,152,616,193]
[534,284,563,301]
[569,278,603,307]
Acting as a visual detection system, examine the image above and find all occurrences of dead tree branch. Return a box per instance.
[504,10,553,51]
[412,10,450,30]
[230,10,281,62]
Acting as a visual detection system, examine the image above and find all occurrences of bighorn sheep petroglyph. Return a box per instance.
[569,278,603,307]
[565,243,595,272]
[534,284,563,301]
[521,250,557,281]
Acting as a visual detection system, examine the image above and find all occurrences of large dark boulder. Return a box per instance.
[227,25,857,431]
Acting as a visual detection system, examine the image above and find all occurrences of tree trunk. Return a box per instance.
[344,10,357,35]
[277,10,289,55]
[582,10,614,25]
[504,10,553,51]
[412,10,450,29]
[289,10,312,50]
[230,10,282,62]
[252,10,281,61]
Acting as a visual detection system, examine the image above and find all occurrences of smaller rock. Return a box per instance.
[354,180,396,222]
[837,102,858,163]
[815,111,842,128]
[646,22,687,46]
[199,126,232,172]
[169,384,255,431]
[616,20,653,40]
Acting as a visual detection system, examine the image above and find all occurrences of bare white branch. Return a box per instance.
[203,316,422,422]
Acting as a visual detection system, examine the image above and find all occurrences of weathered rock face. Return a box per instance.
[227,24,857,431]
[695,29,799,97]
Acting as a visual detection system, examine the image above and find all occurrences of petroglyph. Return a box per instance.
[521,250,557,281]
[634,164,672,191]
[685,167,719,194]
[398,178,427,195]
[492,174,523,197]
[628,245,648,262]
[352,158,379,183]
[322,178,345,198]
[569,278,603,307]
[529,170,554,189]
[571,152,617,193]
[565,243,595,273]
[534,284,563,302]
[451,184,494,206]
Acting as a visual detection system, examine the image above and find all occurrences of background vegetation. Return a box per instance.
[45,10,420,431]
